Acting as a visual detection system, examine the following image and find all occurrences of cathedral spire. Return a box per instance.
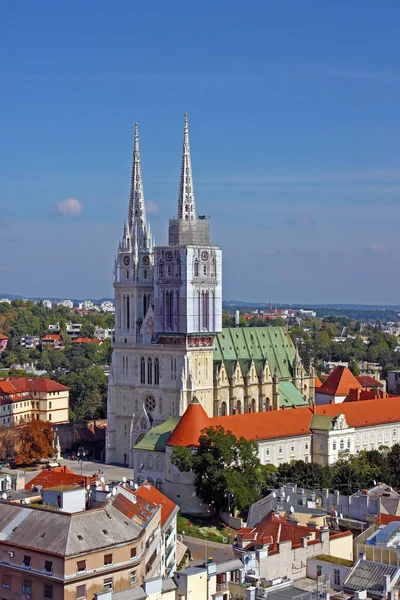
[177,114,196,220]
[128,123,147,239]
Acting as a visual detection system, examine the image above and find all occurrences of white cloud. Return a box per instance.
[146,200,158,214]
[57,197,83,217]
[370,243,388,254]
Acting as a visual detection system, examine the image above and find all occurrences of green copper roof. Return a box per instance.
[278,381,308,406]
[310,414,335,431]
[133,416,180,452]
[214,327,296,378]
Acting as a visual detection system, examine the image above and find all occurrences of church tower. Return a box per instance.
[107,123,154,465]
[107,115,222,467]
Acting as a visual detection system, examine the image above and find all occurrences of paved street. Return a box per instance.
[182,535,235,566]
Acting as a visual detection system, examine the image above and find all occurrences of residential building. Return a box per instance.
[387,370,400,395]
[233,512,353,580]
[25,466,95,492]
[66,321,83,340]
[0,376,69,425]
[95,327,113,341]
[19,335,41,349]
[0,482,165,600]
[343,555,400,599]
[100,301,115,314]
[307,555,353,591]
[107,116,314,466]
[72,337,102,345]
[42,334,64,350]
[57,299,74,309]
[135,481,179,578]
[48,322,61,332]
[78,300,96,311]
[42,299,53,309]
[319,483,400,523]
[0,333,8,352]
[0,298,11,304]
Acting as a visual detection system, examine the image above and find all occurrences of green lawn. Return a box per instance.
[177,512,237,544]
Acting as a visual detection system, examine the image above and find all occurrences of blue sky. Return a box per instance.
[1,1,400,304]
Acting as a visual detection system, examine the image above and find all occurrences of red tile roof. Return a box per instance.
[0,334,8,340]
[166,398,211,446]
[113,487,157,525]
[317,366,363,396]
[136,482,178,527]
[42,334,61,341]
[25,466,94,490]
[72,337,102,345]
[376,513,400,526]
[236,512,319,550]
[167,395,400,447]
[0,377,69,394]
[356,375,384,389]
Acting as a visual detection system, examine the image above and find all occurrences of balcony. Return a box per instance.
[216,582,228,591]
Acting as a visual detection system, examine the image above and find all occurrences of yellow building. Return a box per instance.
[0,377,69,426]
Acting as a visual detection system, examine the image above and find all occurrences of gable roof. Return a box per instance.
[317,366,363,396]
[0,377,69,394]
[166,398,210,447]
[136,482,178,528]
[344,559,400,599]
[25,466,94,490]
[72,337,102,344]
[236,512,319,551]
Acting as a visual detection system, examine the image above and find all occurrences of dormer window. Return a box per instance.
[194,259,199,276]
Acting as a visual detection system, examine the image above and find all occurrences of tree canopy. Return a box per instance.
[171,425,264,512]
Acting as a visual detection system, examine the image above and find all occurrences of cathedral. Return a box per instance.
[106,116,314,467]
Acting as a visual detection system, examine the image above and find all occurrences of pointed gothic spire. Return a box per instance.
[178,114,196,220]
[128,123,147,236]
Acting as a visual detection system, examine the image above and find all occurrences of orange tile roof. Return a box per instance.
[42,334,61,341]
[72,337,102,344]
[0,333,8,340]
[236,512,319,550]
[315,376,323,388]
[136,482,178,527]
[376,514,400,526]
[167,395,400,447]
[166,398,211,446]
[0,377,69,393]
[25,466,94,490]
[317,366,363,396]
[113,488,157,525]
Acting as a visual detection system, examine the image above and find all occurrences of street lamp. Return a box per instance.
[224,492,234,544]
[77,446,86,476]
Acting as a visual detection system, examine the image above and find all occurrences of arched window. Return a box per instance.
[194,259,199,276]
[126,295,130,330]
[211,259,216,277]
[146,455,153,470]
[154,358,160,385]
[147,477,154,485]
[143,295,147,317]
[139,417,147,430]
[176,258,181,277]
[140,358,145,384]
[144,269,147,280]
[251,399,256,413]
[236,401,242,414]
[220,402,227,416]
[159,261,164,278]
[147,358,152,384]
[333,441,337,451]
[203,264,207,276]
[339,439,344,450]
[167,264,172,276]
[156,456,163,471]
[347,439,351,449]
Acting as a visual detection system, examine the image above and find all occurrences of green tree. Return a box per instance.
[171,426,264,512]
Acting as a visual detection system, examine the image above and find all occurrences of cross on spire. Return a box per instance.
[177,114,196,220]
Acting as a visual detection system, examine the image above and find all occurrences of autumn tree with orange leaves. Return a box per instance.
[13,420,54,466]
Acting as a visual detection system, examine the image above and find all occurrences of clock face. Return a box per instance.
[143,255,150,265]
[123,256,130,266]
[165,251,173,262]
[201,250,209,261]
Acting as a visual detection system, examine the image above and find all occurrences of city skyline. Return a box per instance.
[1,1,400,304]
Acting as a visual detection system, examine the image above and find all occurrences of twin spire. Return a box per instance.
[125,115,196,248]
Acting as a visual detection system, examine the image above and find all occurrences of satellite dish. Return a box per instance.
[1,493,7,500]
[122,476,127,483]
[100,476,105,484]
[336,518,339,524]
[272,492,276,498]
[112,487,117,496]
[340,513,343,519]
[290,506,294,513]
[104,485,109,492]
[5,476,11,482]
[286,495,291,503]
[25,498,30,505]
[134,483,138,490]
[129,480,134,486]
[334,510,338,517]
[373,480,377,486]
